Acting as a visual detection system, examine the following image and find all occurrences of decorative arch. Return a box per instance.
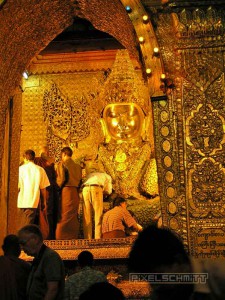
[0,0,163,241]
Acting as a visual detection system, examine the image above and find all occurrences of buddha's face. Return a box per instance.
[103,103,144,140]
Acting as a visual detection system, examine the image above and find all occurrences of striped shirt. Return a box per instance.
[102,206,137,233]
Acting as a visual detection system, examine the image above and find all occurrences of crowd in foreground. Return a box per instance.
[1,224,225,300]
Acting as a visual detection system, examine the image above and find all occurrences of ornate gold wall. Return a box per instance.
[1,0,225,259]
[20,53,111,161]
[152,6,225,258]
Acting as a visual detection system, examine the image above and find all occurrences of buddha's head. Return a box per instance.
[102,103,144,141]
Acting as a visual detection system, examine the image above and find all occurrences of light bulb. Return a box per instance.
[142,15,149,23]
[125,6,132,13]
[139,36,145,43]
[22,71,29,79]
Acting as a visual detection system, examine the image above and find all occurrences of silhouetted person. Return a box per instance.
[55,147,82,239]
[64,250,107,300]
[128,225,225,300]
[79,282,125,300]
[0,234,31,300]
[34,146,58,239]
[18,225,65,300]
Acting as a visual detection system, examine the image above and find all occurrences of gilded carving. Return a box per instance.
[174,7,225,39]
[183,81,204,113]
[162,140,171,152]
[98,142,154,198]
[166,186,176,199]
[163,155,172,168]
[161,126,170,137]
[165,171,174,183]
[188,158,225,218]
[186,104,225,156]
[169,217,179,230]
[43,84,71,140]
[181,49,223,91]
[205,74,225,110]
[98,50,150,114]
[160,110,169,122]
[168,201,177,215]
[43,84,90,146]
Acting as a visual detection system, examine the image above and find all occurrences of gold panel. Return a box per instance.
[166,187,176,198]
[165,171,174,183]
[168,201,177,215]
[161,126,170,137]
[160,110,169,122]
[169,217,179,230]
[164,155,172,167]
[162,140,171,152]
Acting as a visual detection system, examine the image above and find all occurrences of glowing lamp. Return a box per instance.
[142,15,149,23]
[146,68,152,75]
[161,74,166,80]
[22,71,29,79]
[138,36,145,43]
[125,6,132,13]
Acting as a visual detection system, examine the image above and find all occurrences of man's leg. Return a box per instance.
[46,186,54,239]
[82,187,93,239]
[18,208,37,229]
[92,186,103,239]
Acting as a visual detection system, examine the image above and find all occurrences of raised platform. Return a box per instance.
[20,237,136,261]
[20,237,151,299]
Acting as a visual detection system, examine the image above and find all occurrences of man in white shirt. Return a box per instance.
[82,170,112,239]
[18,149,50,228]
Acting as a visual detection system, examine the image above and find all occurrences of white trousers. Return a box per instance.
[82,186,103,239]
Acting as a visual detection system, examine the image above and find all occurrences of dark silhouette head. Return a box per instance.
[23,149,35,161]
[78,251,94,268]
[113,196,126,208]
[2,234,21,257]
[128,225,193,300]
[18,225,43,257]
[61,147,73,157]
[128,225,190,273]
[79,282,125,300]
[18,224,43,241]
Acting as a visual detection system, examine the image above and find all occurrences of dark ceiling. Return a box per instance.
[40,1,225,55]
[40,18,125,55]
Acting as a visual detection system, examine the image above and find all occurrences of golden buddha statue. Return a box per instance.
[95,49,159,202]
[99,102,158,200]
[103,103,144,141]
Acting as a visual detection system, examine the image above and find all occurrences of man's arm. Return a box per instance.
[55,162,65,188]
[44,281,59,300]
[40,188,47,211]
[104,174,112,195]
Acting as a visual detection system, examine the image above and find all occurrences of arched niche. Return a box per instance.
[0,0,164,248]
